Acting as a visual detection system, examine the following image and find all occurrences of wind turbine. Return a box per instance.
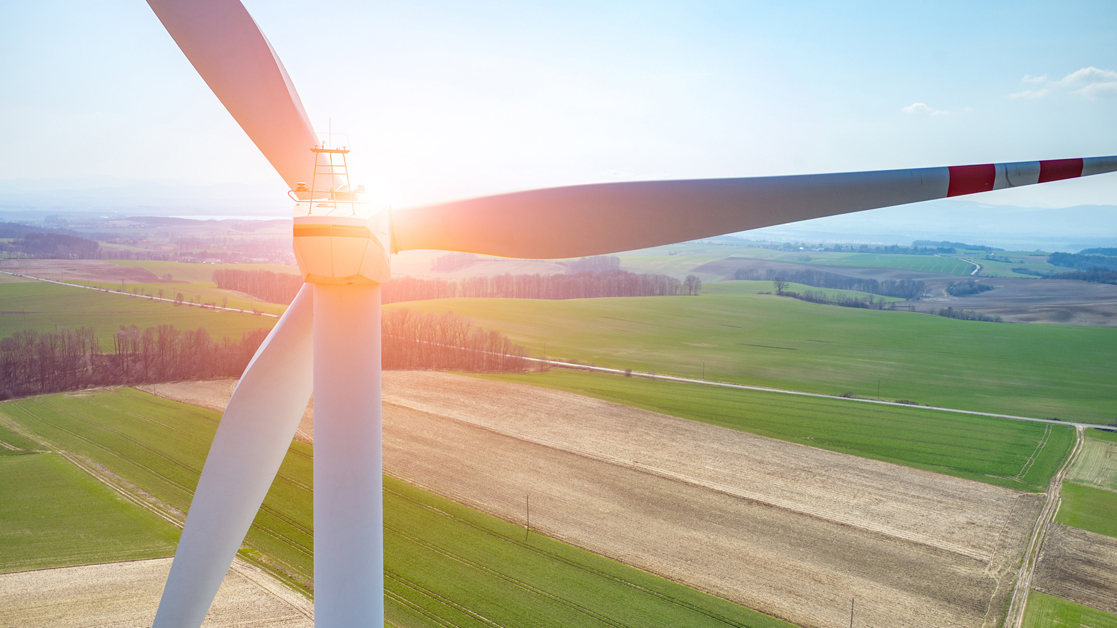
[144,1,1117,627]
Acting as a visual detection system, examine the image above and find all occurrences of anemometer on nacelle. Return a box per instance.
[290,141,392,286]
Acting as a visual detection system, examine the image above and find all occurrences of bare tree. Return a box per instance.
[774,279,788,295]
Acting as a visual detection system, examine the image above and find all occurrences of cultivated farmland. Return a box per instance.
[0,558,313,628]
[1022,591,1117,628]
[1056,483,1117,539]
[378,371,1041,628]
[0,280,272,346]
[0,389,789,628]
[0,452,178,574]
[1033,524,1117,616]
[391,281,1117,423]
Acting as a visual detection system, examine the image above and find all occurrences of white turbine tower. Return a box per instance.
[144,1,1117,627]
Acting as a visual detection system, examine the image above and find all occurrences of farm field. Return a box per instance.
[1023,591,1117,628]
[71,280,288,315]
[1056,482,1117,539]
[1065,432,1117,492]
[377,371,1039,628]
[801,252,974,274]
[0,558,313,628]
[109,260,300,284]
[0,389,790,628]
[0,452,178,574]
[146,372,1042,628]
[0,280,273,346]
[481,369,1072,492]
[975,252,1064,278]
[1033,524,1117,616]
[392,280,1117,423]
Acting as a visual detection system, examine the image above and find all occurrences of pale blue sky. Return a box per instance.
[2,0,1115,210]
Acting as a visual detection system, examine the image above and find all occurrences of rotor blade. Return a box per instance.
[146,0,319,189]
[153,284,313,628]
[393,156,1117,259]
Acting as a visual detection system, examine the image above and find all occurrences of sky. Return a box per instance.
[1,0,1115,215]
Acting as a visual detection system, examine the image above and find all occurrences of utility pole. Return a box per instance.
[525,494,531,542]
[877,380,880,400]
[702,361,705,379]
[850,597,855,628]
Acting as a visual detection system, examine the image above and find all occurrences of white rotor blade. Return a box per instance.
[394,156,1117,259]
[154,285,314,628]
[146,0,321,189]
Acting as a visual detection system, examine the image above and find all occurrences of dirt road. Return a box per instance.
[1002,426,1085,628]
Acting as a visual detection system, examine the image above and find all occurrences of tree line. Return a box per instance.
[383,308,529,372]
[0,325,269,399]
[735,267,926,299]
[0,312,528,399]
[215,268,702,305]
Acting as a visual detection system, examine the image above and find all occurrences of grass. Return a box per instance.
[0,420,42,455]
[0,389,794,627]
[803,252,973,274]
[1022,591,1117,628]
[0,452,179,573]
[481,369,1074,492]
[1056,482,1117,539]
[0,280,274,348]
[108,260,299,284]
[391,280,1117,424]
[71,280,288,315]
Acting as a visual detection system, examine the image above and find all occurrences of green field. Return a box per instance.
[392,280,1117,424]
[802,252,974,275]
[108,260,300,284]
[1056,482,1117,539]
[72,280,289,315]
[0,390,793,627]
[1023,591,1117,628]
[974,252,1063,278]
[0,281,274,347]
[482,370,1073,492]
[0,452,179,573]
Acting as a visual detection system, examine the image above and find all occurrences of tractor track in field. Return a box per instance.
[1002,425,1085,628]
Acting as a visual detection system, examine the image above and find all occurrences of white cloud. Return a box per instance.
[1007,88,1050,100]
[1075,81,1117,98]
[1053,66,1117,88]
[901,102,948,116]
[1007,67,1117,100]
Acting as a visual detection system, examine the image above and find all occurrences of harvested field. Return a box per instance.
[0,557,312,628]
[137,380,313,444]
[0,259,160,284]
[146,372,1045,627]
[1033,524,1117,615]
[1066,437,1117,491]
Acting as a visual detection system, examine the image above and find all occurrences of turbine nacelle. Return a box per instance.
[292,198,392,286]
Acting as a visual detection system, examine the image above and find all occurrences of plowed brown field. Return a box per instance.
[1033,523,1117,615]
[145,372,1042,628]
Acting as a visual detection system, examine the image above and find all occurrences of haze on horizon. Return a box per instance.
[1,0,1115,215]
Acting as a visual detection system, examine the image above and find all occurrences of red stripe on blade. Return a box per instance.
[1038,158,1084,183]
[947,164,997,197]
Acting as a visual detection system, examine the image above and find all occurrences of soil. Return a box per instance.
[1033,523,1117,615]
[0,557,312,628]
[143,372,1042,628]
[0,259,161,284]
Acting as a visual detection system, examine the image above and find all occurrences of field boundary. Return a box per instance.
[0,271,280,318]
[529,357,1104,429]
[1003,425,1085,628]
